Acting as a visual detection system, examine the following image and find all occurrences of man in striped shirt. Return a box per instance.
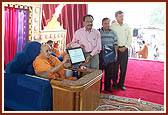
[99,18,118,93]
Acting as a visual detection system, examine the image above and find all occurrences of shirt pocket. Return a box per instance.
[124,28,129,37]
[88,37,96,45]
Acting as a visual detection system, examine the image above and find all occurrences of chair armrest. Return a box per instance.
[5,73,50,92]
[17,74,50,93]
[4,73,52,111]
[25,74,49,81]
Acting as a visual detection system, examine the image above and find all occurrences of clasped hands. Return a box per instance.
[119,47,127,52]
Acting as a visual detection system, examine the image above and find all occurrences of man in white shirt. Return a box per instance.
[110,11,132,91]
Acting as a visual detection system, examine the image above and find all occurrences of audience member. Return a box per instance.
[137,40,148,59]
[154,47,159,60]
[47,40,61,57]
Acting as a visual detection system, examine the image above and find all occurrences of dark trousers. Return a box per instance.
[114,48,128,87]
[99,53,116,90]
[104,62,116,89]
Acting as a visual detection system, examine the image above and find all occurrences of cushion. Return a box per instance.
[5,52,29,74]
[25,64,35,75]
[5,41,41,74]
[23,41,41,64]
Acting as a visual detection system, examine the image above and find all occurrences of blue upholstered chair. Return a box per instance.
[4,41,53,111]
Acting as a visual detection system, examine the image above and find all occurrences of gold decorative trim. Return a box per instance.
[51,85,72,92]
[28,6,33,41]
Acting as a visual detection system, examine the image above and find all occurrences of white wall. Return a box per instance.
[88,2,165,29]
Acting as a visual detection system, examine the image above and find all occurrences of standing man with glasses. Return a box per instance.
[110,11,132,91]
[70,14,102,69]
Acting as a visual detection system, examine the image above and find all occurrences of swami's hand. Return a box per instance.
[64,63,71,68]
[63,54,70,63]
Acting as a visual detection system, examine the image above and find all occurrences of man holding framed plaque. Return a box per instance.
[70,14,102,69]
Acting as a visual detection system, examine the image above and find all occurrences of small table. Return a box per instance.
[50,69,102,111]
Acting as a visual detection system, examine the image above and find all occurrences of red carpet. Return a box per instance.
[101,59,164,105]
